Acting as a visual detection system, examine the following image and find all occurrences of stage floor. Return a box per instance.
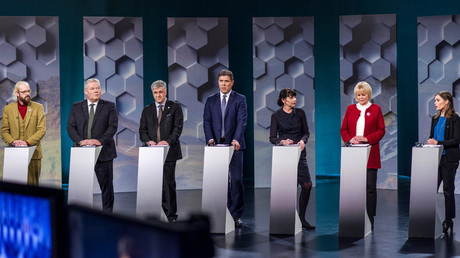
[93,179,460,257]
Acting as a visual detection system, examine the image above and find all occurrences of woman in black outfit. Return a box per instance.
[269,88,315,230]
[426,91,460,233]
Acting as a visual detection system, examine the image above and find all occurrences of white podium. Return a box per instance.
[270,145,302,235]
[2,146,36,184]
[408,146,443,238]
[339,145,372,238]
[68,146,102,207]
[201,145,235,234]
[136,146,169,221]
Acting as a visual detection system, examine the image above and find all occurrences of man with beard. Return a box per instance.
[1,81,46,185]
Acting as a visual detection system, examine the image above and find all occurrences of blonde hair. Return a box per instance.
[13,81,30,98]
[354,81,372,100]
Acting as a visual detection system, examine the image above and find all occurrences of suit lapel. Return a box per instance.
[23,103,32,129]
[82,100,89,121]
[160,101,171,124]
[92,99,103,127]
[216,93,223,122]
[224,91,235,118]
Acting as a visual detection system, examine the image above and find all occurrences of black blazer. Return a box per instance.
[67,99,118,161]
[139,100,183,161]
[430,113,460,162]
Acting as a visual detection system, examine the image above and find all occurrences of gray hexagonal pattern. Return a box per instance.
[253,17,315,188]
[418,15,460,193]
[0,16,61,187]
[340,14,397,190]
[84,17,143,193]
[168,18,228,189]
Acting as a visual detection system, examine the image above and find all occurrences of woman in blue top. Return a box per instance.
[426,91,460,233]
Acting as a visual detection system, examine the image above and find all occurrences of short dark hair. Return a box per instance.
[218,69,233,81]
[277,88,297,106]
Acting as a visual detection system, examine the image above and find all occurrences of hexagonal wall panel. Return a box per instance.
[0,16,61,186]
[168,17,228,190]
[253,17,315,188]
[84,17,143,193]
[418,15,460,193]
[340,14,397,190]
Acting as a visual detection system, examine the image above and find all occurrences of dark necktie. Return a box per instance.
[221,95,227,138]
[87,103,95,139]
[157,104,163,142]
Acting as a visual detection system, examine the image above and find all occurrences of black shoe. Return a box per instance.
[234,218,243,227]
[443,219,453,233]
[301,220,316,230]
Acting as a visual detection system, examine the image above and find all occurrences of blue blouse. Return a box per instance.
[434,116,446,155]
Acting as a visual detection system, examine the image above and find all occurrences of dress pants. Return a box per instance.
[438,156,458,220]
[227,150,244,219]
[95,159,114,212]
[27,159,41,186]
[367,168,377,218]
[162,160,178,221]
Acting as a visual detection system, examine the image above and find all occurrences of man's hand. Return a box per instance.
[79,139,101,146]
[231,140,240,151]
[147,140,157,146]
[157,141,169,146]
[12,140,28,147]
[207,139,215,146]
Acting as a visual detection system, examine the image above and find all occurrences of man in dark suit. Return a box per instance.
[139,80,183,222]
[67,78,118,212]
[203,69,247,227]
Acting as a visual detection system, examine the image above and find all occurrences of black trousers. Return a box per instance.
[163,161,178,220]
[438,156,458,220]
[367,168,377,218]
[227,151,244,219]
[95,159,114,212]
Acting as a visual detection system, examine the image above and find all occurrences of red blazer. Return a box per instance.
[340,103,385,169]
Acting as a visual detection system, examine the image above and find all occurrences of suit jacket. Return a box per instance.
[430,113,460,162]
[340,103,385,169]
[1,101,46,159]
[67,99,118,161]
[139,100,183,161]
[203,91,247,150]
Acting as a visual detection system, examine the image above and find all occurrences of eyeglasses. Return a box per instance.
[19,90,31,94]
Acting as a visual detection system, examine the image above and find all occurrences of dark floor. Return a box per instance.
[92,178,460,257]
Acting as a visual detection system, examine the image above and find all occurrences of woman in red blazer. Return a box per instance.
[340,81,385,230]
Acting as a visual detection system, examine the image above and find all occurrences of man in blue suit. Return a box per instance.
[203,69,247,227]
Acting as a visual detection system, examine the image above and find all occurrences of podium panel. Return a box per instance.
[136,146,169,221]
[68,146,102,207]
[201,145,235,234]
[408,146,443,238]
[339,146,371,238]
[2,146,36,184]
[270,145,302,235]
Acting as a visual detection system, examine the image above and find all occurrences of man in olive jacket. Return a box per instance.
[1,81,46,185]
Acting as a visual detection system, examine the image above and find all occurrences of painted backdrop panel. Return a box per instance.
[0,16,61,187]
[418,15,460,193]
[253,17,315,188]
[83,17,143,193]
[339,14,397,189]
[168,18,229,189]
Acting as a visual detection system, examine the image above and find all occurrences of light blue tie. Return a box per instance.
[221,94,227,138]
